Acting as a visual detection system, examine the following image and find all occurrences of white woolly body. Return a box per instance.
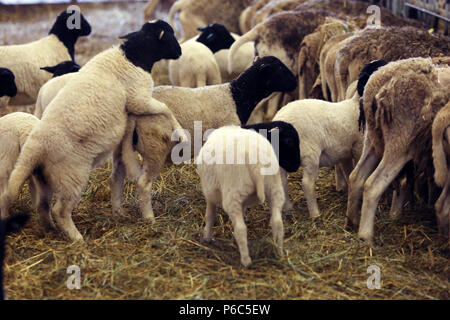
[0,35,71,106]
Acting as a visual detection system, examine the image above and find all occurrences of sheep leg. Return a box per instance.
[346,142,379,229]
[30,175,55,230]
[302,157,320,218]
[389,174,409,219]
[136,171,158,222]
[203,201,217,242]
[280,169,293,211]
[269,188,285,257]
[111,147,126,217]
[52,196,83,242]
[358,153,409,244]
[335,165,348,192]
[435,175,450,239]
[0,183,9,219]
[224,199,251,267]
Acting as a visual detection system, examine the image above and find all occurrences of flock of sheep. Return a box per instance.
[0,0,449,297]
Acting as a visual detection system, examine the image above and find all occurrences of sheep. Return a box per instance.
[5,21,186,242]
[196,125,285,267]
[0,113,41,222]
[169,40,221,87]
[110,56,297,221]
[298,17,357,99]
[144,0,177,20]
[196,23,254,82]
[0,213,29,300]
[169,0,253,41]
[229,10,338,78]
[432,101,450,239]
[272,60,386,218]
[0,10,91,107]
[34,61,81,119]
[335,27,450,102]
[319,31,359,102]
[346,58,450,245]
[0,68,17,107]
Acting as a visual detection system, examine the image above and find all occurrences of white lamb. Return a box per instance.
[168,39,221,87]
[0,10,91,107]
[273,60,387,218]
[196,126,285,267]
[5,21,186,242]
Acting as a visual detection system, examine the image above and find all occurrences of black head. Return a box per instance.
[49,10,92,60]
[120,20,182,73]
[357,59,388,97]
[251,56,297,94]
[0,68,17,98]
[243,121,300,172]
[41,60,81,78]
[196,23,236,53]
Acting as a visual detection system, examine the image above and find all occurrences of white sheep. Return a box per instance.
[196,24,254,83]
[196,125,285,267]
[168,38,222,87]
[6,21,186,242]
[0,10,91,107]
[272,60,387,218]
[112,56,298,221]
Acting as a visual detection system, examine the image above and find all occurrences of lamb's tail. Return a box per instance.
[122,117,142,180]
[169,0,185,38]
[249,164,265,204]
[228,28,258,74]
[7,139,43,205]
[432,110,450,187]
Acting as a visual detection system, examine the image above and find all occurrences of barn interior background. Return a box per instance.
[0,0,448,300]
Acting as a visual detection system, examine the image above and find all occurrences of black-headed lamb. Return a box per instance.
[196,126,286,267]
[111,56,297,222]
[346,58,450,245]
[0,213,29,300]
[0,10,91,107]
[0,69,17,105]
[5,21,186,242]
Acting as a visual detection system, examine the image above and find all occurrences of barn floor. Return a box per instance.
[1,2,449,300]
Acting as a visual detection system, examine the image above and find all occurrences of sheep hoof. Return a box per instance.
[241,257,252,267]
[113,208,125,218]
[358,232,374,247]
[142,215,156,224]
[202,237,214,244]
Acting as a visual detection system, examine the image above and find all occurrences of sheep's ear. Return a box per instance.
[5,213,29,236]
[197,26,208,32]
[40,65,58,74]
[119,31,138,40]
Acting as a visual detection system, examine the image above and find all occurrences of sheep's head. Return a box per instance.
[253,56,297,94]
[120,20,182,73]
[50,10,92,38]
[243,121,300,173]
[196,23,235,53]
[0,68,17,98]
[41,61,81,78]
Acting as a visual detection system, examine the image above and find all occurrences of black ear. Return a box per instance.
[5,213,29,236]
[197,26,208,32]
[119,31,139,40]
[40,66,58,74]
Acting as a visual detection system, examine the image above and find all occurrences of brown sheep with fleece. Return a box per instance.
[335,27,450,101]
[239,0,272,34]
[346,58,450,245]
[250,0,308,29]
